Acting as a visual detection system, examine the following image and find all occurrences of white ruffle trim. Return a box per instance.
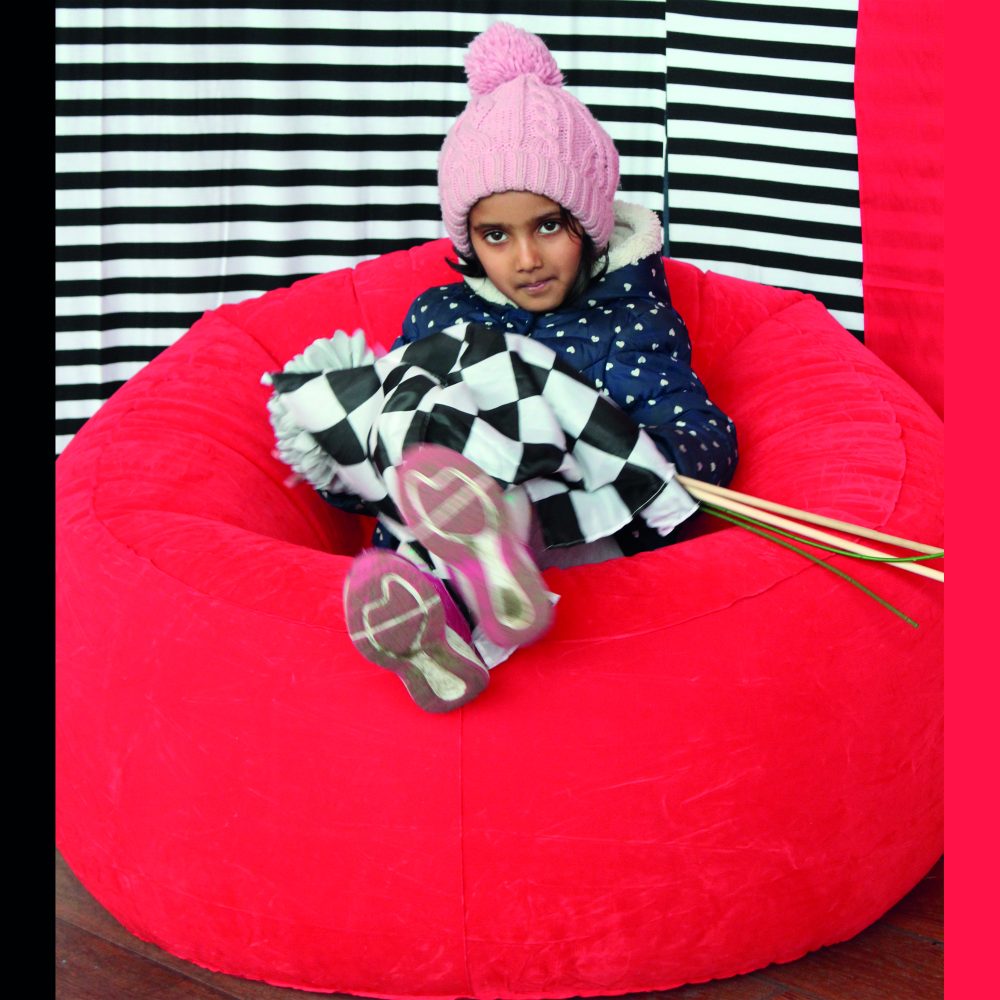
[262,329,375,493]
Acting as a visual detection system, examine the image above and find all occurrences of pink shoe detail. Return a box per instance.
[396,445,552,647]
[345,550,489,713]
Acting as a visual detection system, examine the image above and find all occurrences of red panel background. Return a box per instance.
[856,0,945,417]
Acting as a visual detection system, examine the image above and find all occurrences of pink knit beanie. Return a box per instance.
[439,22,620,257]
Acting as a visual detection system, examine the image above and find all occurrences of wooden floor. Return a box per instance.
[56,851,942,1000]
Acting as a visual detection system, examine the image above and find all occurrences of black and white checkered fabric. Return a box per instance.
[265,323,696,549]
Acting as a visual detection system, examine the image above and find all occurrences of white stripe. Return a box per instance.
[672,257,863,300]
[56,184,442,210]
[56,77,667,109]
[668,153,858,190]
[668,119,858,154]
[56,361,152,385]
[56,114,461,137]
[703,0,856,9]
[666,13,856,47]
[827,309,864,332]
[57,328,188,351]
[56,148,442,173]
[55,9,665,37]
[56,219,448,246]
[56,114,666,145]
[667,83,856,119]
[56,255,381,281]
[55,42,467,67]
[670,224,861,263]
[667,47,855,83]
[56,288,259,318]
[56,77,472,102]
[55,42,473,65]
[56,42,661,74]
[56,399,106,421]
[619,153,664,174]
[668,189,860,227]
[572,86,666,110]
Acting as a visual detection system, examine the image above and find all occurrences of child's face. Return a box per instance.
[468,192,583,312]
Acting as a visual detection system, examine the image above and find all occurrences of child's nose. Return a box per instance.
[514,237,542,271]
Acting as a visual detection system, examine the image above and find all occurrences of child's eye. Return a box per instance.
[539,219,562,235]
[482,230,507,245]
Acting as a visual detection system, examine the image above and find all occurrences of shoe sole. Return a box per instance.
[396,445,552,647]
[345,551,488,713]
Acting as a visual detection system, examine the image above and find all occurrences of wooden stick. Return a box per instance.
[677,475,943,556]
[681,483,944,583]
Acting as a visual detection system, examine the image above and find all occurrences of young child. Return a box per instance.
[266,22,737,713]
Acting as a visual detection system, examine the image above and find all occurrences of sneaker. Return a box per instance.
[395,444,552,648]
[344,549,489,713]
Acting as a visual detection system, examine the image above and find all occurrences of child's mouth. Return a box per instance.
[521,279,553,293]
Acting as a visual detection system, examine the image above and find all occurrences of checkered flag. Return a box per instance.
[265,323,696,548]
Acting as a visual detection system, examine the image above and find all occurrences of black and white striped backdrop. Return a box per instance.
[666,0,861,335]
[56,1,862,456]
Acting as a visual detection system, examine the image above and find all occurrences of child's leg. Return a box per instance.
[344,549,489,713]
[394,445,553,649]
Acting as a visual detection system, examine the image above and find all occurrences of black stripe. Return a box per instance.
[56,236,436,262]
[56,167,665,193]
[668,0,856,28]
[669,241,861,280]
[55,132,663,158]
[669,102,857,136]
[53,61,466,83]
[56,97,468,117]
[57,274,313,297]
[56,312,206,333]
[56,167,440,189]
[669,207,859,245]
[55,132,443,154]
[57,1,662,16]
[57,204,445,227]
[56,25,665,51]
[669,67,854,102]
[56,381,127,403]
[624,178,671,198]
[55,60,664,89]
[57,346,166,366]
[669,137,857,173]
[56,417,92,443]
[56,95,666,127]
[803,290,864,317]
[563,103,663,128]
[668,31,855,65]
[669,172,859,207]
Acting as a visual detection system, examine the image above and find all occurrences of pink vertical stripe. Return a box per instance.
[855,0,944,416]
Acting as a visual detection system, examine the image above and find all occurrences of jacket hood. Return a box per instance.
[463,200,663,307]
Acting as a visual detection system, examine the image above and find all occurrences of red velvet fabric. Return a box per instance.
[855,0,945,418]
[56,244,943,999]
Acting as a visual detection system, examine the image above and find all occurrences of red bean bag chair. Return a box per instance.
[55,241,943,999]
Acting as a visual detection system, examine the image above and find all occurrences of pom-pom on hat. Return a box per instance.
[439,22,620,257]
